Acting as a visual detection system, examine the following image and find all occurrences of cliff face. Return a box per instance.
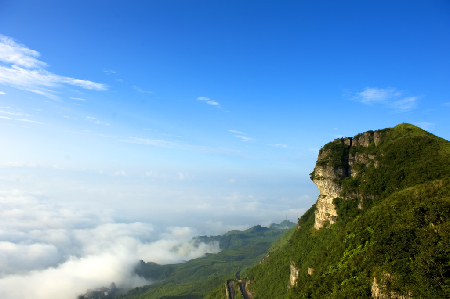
[312,131,380,229]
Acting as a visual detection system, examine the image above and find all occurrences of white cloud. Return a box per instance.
[0,116,11,119]
[0,91,5,94]
[0,35,107,99]
[103,70,116,74]
[86,116,110,126]
[228,129,245,134]
[413,122,435,131]
[0,35,47,68]
[178,173,189,181]
[357,87,400,103]
[0,110,24,116]
[197,97,220,107]
[16,118,44,124]
[70,97,86,101]
[391,96,418,112]
[236,135,255,142]
[112,170,126,177]
[354,87,418,112]
[133,86,153,94]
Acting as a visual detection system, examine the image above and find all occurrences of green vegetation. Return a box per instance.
[243,123,450,299]
[120,221,295,299]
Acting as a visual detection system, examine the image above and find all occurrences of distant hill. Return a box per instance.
[269,220,296,230]
[242,123,450,298]
[117,221,295,299]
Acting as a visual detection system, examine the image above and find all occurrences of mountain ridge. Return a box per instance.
[243,123,450,298]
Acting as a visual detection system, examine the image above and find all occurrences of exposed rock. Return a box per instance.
[308,268,314,275]
[344,137,352,146]
[372,275,412,299]
[313,165,342,229]
[244,280,254,299]
[358,198,364,210]
[297,224,301,231]
[312,130,382,229]
[348,153,375,177]
[374,131,382,146]
[289,263,299,288]
[353,131,373,147]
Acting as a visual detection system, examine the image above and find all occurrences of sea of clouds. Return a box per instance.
[0,189,220,299]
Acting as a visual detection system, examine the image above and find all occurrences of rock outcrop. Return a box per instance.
[312,131,382,229]
[372,275,412,299]
[289,263,299,288]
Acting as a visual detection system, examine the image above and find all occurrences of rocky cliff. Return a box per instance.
[311,131,381,229]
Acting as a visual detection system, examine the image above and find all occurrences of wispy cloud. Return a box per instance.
[391,96,418,112]
[443,102,450,107]
[197,97,220,107]
[103,70,116,75]
[144,171,167,179]
[354,87,418,112]
[269,144,293,149]
[414,122,435,131]
[0,116,11,119]
[16,119,44,124]
[0,35,107,99]
[228,130,255,142]
[178,173,189,181]
[133,86,153,94]
[236,135,255,142]
[70,97,86,101]
[0,91,5,95]
[356,87,401,103]
[112,170,126,177]
[119,137,241,156]
[0,110,25,116]
[86,117,109,126]
[228,130,245,134]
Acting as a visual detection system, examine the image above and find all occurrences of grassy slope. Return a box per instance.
[246,123,450,298]
[121,223,295,299]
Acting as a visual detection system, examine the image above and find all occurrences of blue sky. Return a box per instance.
[0,1,450,296]
[1,0,450,226]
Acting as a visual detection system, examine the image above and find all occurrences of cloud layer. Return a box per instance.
[0,190,220,299]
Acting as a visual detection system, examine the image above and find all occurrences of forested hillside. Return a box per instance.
[118,221,295,299]
[244,123,450,298]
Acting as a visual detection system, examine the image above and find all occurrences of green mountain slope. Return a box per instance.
[244,123,450,299]
[121,221,295,299]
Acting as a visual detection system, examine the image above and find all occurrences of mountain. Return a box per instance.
[239,123,450,298]
[118,221,295,299]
